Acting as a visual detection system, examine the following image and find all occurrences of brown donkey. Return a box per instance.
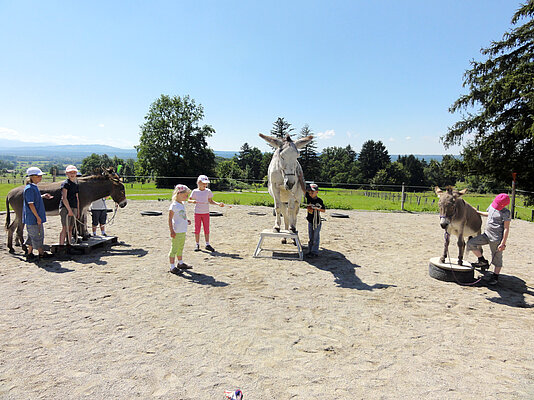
[435,186,482,265]
[5,170,127,254]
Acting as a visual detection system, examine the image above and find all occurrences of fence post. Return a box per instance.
[401,183,405,211]
[511,173,517,219]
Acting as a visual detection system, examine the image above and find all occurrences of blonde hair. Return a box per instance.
[172,184,190,201]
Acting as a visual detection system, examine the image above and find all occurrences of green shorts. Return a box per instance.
[169,233,186,257]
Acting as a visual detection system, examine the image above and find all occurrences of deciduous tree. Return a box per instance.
[136,95,215,188]
[443,1,534,203]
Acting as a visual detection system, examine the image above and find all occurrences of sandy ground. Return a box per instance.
[1,200,533,399]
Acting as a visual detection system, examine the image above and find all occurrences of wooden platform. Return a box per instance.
[253,229,303,260]
[429,256,473,271]
[50,236,118,254]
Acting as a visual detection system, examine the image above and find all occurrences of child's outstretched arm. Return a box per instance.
[209,198,224,207]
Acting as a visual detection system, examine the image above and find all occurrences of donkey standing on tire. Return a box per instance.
[435,186,482,265]
[259,133,313,233]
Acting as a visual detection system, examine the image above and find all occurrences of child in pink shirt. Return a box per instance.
[188,175,224,252]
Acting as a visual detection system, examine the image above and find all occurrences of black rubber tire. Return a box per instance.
[331,212,349,218]
[140,211,162,216]
[209,211,223,217]
[428,262,474,283]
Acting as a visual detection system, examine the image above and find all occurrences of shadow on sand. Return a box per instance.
[171,269,229,287]
[481,274,534,308]
[196,249,243,259]
[304,248,396,290]
[15,242,149,272]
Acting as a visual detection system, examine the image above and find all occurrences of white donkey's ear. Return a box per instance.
[295,135,313,149]
[259,133,283,148]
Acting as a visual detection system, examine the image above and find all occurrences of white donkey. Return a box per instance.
[259,133,314,233]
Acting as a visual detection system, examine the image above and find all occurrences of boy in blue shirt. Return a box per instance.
[23,167,54,261]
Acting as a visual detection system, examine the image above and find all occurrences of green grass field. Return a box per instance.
[2,181,533,222]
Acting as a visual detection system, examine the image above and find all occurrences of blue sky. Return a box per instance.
[0,0,524,154]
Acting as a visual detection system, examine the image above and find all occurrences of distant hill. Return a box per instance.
[0,140,452,162]
[0,143,137,159]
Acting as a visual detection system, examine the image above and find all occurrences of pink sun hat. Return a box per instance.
[491,193,510,210]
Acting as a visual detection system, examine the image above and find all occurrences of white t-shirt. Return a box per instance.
[190,188,213,214]
[90,198,107,210]
[169,201,188,233]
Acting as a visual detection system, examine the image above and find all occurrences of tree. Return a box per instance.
[80,153,113,175]
[319,145,361,185]
[0,159,15,170]
[270,117,294,139]
[136,95,215,188]
[46,164,63,177]
[371,162,410,187]
[397,155,427,188]
[297,124,321,181]
[443,1,534,204]
[260,152,273,181]
[423,155,465,188]
[236,143,263,180]
[358,140,390,182]
[216,159,246,180]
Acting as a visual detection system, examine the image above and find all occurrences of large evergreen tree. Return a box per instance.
[270,117,294,139]
[136,95,215,188]
[358,140,390,182]
[297,124,321,181]
[443,1,534,204]
[397,155,427,188]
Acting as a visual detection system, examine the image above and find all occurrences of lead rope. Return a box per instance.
[106,203,119,226]
[313,205,320,230]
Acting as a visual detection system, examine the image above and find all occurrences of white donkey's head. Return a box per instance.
[259,133,313,190]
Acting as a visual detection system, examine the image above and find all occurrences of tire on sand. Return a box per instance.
[428,257,475,283]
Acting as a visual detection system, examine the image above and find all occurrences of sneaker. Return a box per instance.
[169,267,182,275]
[205,244,215,252]
[26,253,36,262]
[179,263,193,270]
[486,272,499,286]
[101,232,107,236]
[194,245,200,252]
[471,259,490,270]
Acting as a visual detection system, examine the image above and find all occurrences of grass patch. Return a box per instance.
[1,183,533,222]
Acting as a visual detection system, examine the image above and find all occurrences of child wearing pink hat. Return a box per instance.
[467,193,511,285]
[188,175,224,252]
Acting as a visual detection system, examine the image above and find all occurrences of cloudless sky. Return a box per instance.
[0,0,524,154]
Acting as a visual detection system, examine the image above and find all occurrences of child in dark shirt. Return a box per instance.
[305,183,325,257]
[59,165,80,246]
